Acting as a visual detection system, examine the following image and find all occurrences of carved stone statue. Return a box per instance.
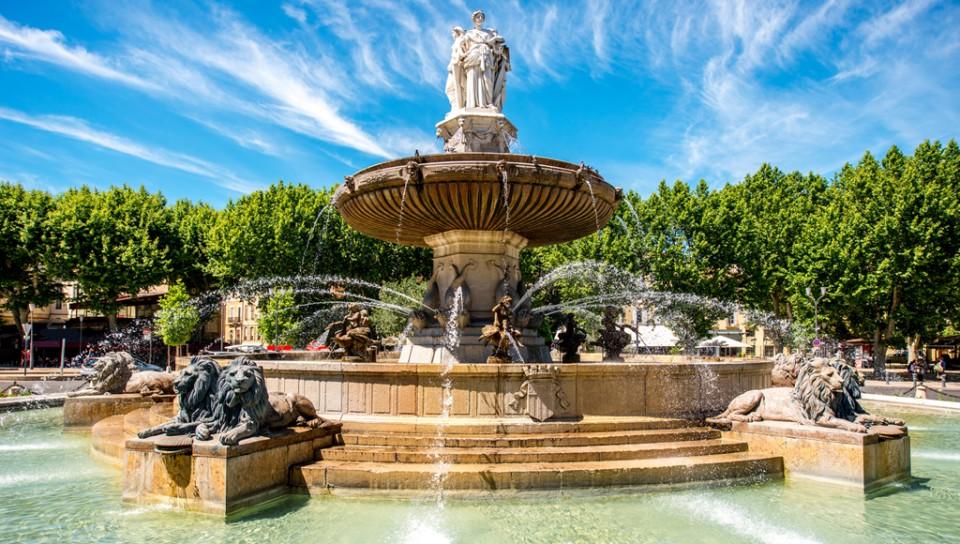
[592,306,634,362]
[480,295,523,364]
[195,357,333,446]
[69,351,134,396]
[771,353,803,386]
[445,10,509,113]
[509,364,571,421]
[138,356,221,439]
[707,358,906,434]
[554,313,588,363]
[125,371,176,396]
[327,303,378,362]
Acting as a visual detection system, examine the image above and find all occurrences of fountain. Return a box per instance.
[76,9,910,517]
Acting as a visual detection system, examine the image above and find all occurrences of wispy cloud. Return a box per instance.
[0,107,258,193]
[0,14,155,90]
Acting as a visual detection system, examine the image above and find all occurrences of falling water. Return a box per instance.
[298,205,331,274]
[500,166,510,231]
[395,176,412,244]
[505,331,525,364]
[430,286,462,506]
[583,178,601,231]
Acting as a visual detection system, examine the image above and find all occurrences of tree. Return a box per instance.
[47,185,172,330]
[155,281,200,357]
[168,199,218,294]
[369,275,426,339]
[258,289,298,346]
[206,181,430,283]
[0,182,62,338]
[799,143,960,374]
[206,182,325,282]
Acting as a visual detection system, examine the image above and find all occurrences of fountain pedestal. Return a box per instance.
[724,421,911,492]
[122,425,341,516]
[436,110,517,153]
[426,229,526,322]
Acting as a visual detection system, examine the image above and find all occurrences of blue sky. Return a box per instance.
[0,0,958,206]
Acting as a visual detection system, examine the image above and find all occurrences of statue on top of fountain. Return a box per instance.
[445,10,510,113]
[438,10,516,153]
[326,304,378,362]
[480,295,523,364]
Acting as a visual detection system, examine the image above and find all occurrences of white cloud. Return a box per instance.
[0,14,155,91]
[0,107,259,194]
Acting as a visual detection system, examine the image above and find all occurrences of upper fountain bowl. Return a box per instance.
[333,153,621,247]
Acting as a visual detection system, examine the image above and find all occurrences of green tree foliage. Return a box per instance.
[47,185,171,330]
[369,275,427,339]
[258,289,298,346]
[155,281,200,347]
[169,199,218,294]
[800,142,960,373]
[0,182,62,337]
[206,182,430,284]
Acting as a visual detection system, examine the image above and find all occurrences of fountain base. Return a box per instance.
[400,326,550,364]
[122,425,341,516]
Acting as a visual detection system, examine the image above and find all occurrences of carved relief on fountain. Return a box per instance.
[425,229,526,323]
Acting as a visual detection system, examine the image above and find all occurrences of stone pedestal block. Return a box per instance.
[122,426,340,516]
[64,394,173,428]
[424,229,527,322]
[724,421,910,492]
[399,326,551,364]
[436,110,517,153]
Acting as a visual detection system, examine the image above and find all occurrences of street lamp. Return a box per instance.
[805,286,827,356]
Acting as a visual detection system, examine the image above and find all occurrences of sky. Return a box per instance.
[0,0,958,207]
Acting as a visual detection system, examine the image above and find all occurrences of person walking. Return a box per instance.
[936,354,948,387]
[908,358,923,386]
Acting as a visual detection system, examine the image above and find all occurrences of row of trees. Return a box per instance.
[2,140,958,371]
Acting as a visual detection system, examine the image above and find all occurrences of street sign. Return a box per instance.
[143,328,152,341]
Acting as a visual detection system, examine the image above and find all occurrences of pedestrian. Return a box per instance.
[936,355,948,387]
[908,358,923,385]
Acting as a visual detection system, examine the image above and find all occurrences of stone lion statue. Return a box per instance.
[69,351,135,396]
[771,353,803,386]
[707,358,903,433]
[196,357,330,446]
[137,356,222,439]
[831,358,904,427]
[124,371,176,396]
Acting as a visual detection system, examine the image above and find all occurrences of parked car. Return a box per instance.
[222,343,268,354]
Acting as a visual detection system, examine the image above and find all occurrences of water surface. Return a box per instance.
[1,406,958,543]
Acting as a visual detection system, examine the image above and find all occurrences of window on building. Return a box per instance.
[55,299,62,310]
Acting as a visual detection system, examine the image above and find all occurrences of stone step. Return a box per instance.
[331,415,693,436]
[90,414,126,464]
[320,438,748,464]
[340,427,720,448]
[122,408,154,437]
[293,452,784,491]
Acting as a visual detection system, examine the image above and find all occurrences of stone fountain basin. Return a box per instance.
[333,153,621,247]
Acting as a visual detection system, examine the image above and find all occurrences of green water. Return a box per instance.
[1,406,958,544]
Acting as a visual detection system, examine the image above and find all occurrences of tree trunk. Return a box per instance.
[873,328,887,377]
[10,306,25,340]
[107,313,118,331]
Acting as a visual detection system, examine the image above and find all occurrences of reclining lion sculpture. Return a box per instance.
[137,356,221,439]
[196,356,332,446]
[707,358,904,433]
[69,352,135,396]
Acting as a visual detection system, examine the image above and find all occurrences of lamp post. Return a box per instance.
[805,286,827,356]
[28,303,35,370]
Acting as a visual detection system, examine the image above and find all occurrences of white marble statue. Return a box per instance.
[445,10,510,113]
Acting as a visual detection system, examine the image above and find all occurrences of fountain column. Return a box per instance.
[425,229,526,322]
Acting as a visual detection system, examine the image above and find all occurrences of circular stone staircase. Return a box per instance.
[291,415,783,492]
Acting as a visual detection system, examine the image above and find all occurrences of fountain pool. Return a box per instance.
[2,405,957,543]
